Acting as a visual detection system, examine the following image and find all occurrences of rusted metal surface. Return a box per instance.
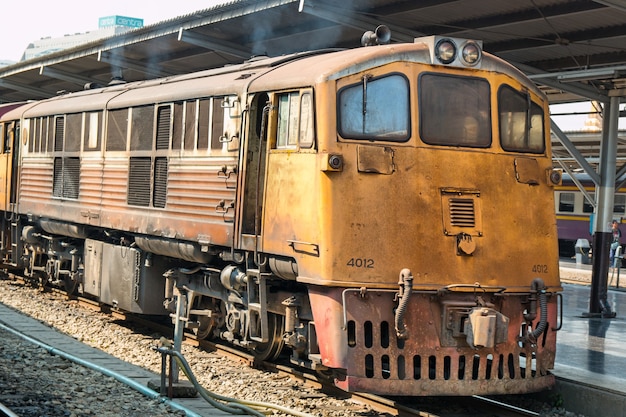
[310,286,558,396]
[18,154,237,247]
[18,158,54,209]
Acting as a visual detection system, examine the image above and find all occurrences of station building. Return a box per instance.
[19,15,143,62]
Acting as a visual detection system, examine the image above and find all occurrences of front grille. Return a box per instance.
[363,351,524,381]
[449,198,475,227]
[441,189,482,236]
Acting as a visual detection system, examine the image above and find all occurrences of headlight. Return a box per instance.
[461,42,481,66]
[435,38,457,64]
[417,36,483,68]
[547,168,563,186]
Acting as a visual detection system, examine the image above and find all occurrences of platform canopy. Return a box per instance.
[1,0,626,169]
[1,0,625,103]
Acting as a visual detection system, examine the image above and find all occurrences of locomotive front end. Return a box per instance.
[302,35,562,396]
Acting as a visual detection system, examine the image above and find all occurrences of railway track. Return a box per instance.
[6,276,550,417]
[472,396,540,416]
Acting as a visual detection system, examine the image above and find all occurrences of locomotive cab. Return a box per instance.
[252,33,563,395]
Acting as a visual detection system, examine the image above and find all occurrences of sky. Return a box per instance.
[552,101,626,131]
[0,1,227,62]
[551,102,598,131]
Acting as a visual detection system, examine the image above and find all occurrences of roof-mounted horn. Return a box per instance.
[361,25,391,46]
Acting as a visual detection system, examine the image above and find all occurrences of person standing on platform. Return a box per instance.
[610,220,622,267]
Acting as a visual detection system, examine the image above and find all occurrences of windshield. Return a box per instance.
[338,73,410,142]
[499,85,545,153]
[419,73,491,147]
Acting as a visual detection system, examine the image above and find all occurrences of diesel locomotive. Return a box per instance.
[0,30,562,396]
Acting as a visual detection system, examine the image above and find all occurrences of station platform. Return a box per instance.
[554,259,626,416]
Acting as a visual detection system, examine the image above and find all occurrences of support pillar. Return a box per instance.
[588,232,614,317]
[586,96,620,318]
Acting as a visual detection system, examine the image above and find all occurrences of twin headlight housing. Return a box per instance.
[417,36,483,69]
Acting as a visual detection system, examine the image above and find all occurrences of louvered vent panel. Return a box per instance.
[128,157,151,207]
[449,198,475,227]
[52,157,80,199]
[62,157,80,199]
[54,117,64,151]
[53,158,63,197]
[156,107,171,150]
[153,157,168,208]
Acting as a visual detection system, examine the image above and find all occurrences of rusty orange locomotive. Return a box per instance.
[0,30,562,396]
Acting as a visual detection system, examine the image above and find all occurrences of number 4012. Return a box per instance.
[347,258,374,268]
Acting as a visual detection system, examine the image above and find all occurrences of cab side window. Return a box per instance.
[0,124,6,153]
[276,90,314,149]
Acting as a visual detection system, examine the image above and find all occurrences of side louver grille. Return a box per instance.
[53,157,80,199]
[127,157,169,208]
[153,157,168,208]
[128,157,151,207]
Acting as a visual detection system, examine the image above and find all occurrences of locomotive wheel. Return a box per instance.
[34,271,48,287]
[191,298,218,340]
[194,315,215,340]
[64,276,78,294]
[252,313,285,362]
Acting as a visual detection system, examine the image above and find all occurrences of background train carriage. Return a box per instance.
[555,173,626,257]
[0,35,562,397]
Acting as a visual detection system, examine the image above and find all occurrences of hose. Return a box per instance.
[394,268,413,339]
[526,278,548,343]
[0,322,202,417]
[155,347,315,417]
[0,401,19,417]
